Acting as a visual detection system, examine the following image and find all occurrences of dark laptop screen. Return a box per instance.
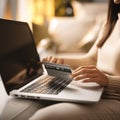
[0,19,43,94]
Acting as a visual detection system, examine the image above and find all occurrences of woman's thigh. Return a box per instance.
[29,99,120,120]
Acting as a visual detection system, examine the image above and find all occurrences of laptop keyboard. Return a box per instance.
[21,75,72,95]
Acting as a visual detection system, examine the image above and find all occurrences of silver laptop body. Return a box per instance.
[0,19,103,103]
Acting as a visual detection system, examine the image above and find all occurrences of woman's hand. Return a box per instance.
[72,65,108,87]
[42,56,64,64]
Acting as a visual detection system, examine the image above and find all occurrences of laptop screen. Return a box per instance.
[0,19,43,94]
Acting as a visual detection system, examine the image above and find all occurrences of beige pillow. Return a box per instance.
[48,14,95,53]
[78,15,106,52]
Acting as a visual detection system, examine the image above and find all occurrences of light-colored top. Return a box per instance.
[64,13,120,100]
[97,13,120,100]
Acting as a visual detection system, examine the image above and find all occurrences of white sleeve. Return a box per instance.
[103,74,120,100]
[106,75,120,89]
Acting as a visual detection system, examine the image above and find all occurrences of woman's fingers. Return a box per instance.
[72,66,108,86]
[50,57,58,63]
[47,56,53,61]
[73,65,96,73]
[72,66,97,77]
[73,72,98,80]
[56,58,64,64]
[42,56,64,64]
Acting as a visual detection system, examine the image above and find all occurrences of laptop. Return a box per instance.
[0,18,103,103]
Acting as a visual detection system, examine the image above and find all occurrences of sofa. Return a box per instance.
[47,1,107,53]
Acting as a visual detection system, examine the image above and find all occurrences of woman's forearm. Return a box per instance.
[63,54,97,69]
[63,41,98,69]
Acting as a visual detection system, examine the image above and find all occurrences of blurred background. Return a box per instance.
[0,0,108,116]
[0,0,107,57]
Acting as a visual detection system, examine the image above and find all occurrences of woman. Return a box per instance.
[29,0,120,120]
